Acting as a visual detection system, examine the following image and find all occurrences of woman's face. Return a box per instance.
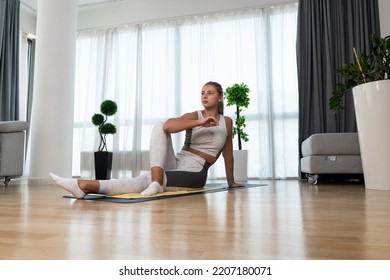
[201,84,221,108]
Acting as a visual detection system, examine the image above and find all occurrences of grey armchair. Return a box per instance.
[0,121,29,186]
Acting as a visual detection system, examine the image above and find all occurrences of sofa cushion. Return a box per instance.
[302,133,360,156]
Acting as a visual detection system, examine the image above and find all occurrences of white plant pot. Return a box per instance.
[233,150,248,182]
[353,80,390,190]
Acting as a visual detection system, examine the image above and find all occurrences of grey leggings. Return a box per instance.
[165,163,210,188]
[150,122,210,188]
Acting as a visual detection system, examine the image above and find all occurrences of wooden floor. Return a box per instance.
[1,178,390,260]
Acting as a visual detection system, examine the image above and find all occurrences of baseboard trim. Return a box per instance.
[28,178,52,186]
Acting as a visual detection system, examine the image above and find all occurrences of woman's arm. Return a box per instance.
[222,117,244,187]
[163,111,219,133]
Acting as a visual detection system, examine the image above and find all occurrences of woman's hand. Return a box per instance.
[200,116,219,127]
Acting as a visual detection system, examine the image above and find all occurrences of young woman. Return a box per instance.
[50,81,244,198]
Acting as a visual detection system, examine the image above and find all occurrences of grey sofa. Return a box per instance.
[0,121,29,186]
[300,133,363,184]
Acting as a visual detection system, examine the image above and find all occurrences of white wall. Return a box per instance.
[77,0,296,30]
[21,0,390,35]
[20,4,37,34]
[21,0,296,33]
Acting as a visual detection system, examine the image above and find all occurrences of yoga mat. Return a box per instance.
[63,183,267,203]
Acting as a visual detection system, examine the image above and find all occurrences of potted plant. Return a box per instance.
[329,34,390,190]
[224,82,250,181]
[92,99,118,180]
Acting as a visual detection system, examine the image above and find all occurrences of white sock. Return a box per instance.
[141,181,164,196]
[49,173,86,199]
[141,173,167,196]
[98,173,151,195]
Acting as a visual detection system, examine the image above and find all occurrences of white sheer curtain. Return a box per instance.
[73,4,299,179]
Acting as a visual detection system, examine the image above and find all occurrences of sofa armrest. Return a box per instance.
[0,121,28,133]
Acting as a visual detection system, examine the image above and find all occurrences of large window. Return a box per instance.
[74,4,299,179]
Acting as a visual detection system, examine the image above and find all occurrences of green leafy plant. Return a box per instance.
[224,82,251,150]
[92,99,118,152]
[329,34,390,113]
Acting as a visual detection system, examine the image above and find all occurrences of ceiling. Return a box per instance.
[20,0,125,11]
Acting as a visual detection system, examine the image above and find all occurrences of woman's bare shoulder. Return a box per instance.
[224,116,233,124]
[181,111,199,120]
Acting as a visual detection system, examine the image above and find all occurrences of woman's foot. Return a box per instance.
[140,181,165,196]
[49,173,86,199]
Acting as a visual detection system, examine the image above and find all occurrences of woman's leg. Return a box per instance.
[141,122,176,195]
[49,173,88,199]
[139,167,165,196]
[99,173,151,195]
[49,172,152,198]
[50,122,177,197]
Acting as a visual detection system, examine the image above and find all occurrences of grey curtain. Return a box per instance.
[0,0,20,121]
[296,0,380,171]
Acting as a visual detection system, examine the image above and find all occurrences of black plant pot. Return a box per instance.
[94,151,113,180]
